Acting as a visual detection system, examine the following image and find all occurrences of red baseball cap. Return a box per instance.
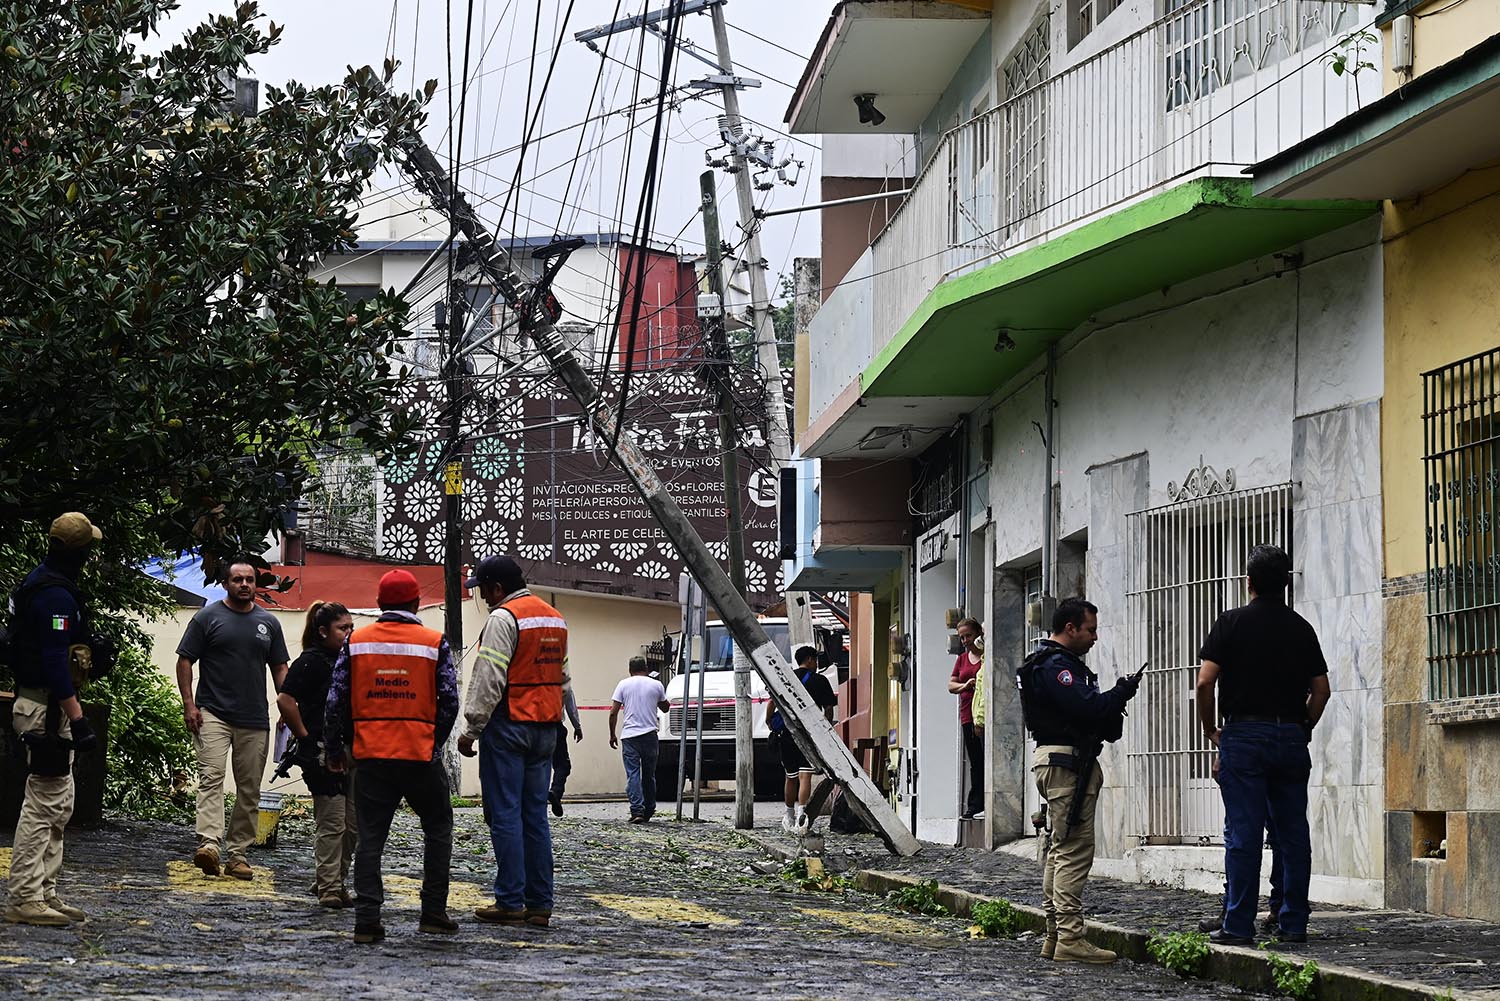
[377,569,421,607]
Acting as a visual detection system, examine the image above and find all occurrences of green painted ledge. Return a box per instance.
[860,177,1375,399]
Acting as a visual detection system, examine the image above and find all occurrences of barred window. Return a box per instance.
[1424,347,1500,701]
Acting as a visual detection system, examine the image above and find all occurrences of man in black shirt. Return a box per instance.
[1196,544,1330,945]
[765,646,838,832]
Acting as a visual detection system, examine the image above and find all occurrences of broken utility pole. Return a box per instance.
[697,169,754,831]
[391,120,919,859]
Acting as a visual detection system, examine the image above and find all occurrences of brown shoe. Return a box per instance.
[524,909,551,928]
[1040,936,1056,960]
[224,859,254,881]
[4,901,73,927]
[419,911,460,934]
[474,903,527,926]
[45,897,86,922]
[1053,938,1117,964]
[319,891,350,909]
[193,844,221,877]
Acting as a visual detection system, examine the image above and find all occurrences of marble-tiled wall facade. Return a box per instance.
[1291,401,1385,893]
[1085,454,1149,860]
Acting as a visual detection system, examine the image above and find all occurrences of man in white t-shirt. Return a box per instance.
[608,656,669,823]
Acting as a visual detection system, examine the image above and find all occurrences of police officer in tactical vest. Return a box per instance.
[4,514,103,926]
[324,569,461,945]
[1019,597,1140,964]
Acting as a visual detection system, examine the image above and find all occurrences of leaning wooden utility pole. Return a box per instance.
[392,127,919,858]
[698,170,754,830]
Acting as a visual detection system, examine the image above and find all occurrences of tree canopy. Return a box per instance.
[0,0,431,591]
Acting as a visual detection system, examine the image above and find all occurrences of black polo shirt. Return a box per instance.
[1199,595,1327,720]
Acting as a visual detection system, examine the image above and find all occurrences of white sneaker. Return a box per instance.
[973,810,985,819]
[781,814,794,833]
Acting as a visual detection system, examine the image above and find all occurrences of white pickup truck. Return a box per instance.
[657,618,837,799]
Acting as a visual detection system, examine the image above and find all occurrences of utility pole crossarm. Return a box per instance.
[390,113,919,859]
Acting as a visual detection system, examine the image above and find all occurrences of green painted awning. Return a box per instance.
[859,177,1375,399]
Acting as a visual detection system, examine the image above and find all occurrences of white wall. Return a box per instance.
[989,218,1383,560]
[821,134,918,181]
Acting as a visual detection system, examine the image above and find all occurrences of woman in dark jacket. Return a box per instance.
[276,600,355,907]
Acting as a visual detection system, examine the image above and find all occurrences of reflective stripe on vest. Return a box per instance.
[500,594,567,723]
[348,620,442,761]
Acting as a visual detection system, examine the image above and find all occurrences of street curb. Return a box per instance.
[854,869,1454,1001]
[723,827,1457,1001]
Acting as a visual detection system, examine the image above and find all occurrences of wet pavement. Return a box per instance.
[748,821,1500,995]
[0,804,1278,1000]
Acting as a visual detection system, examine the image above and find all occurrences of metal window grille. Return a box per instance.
[1126,474,1292,843]
[1424,347,1500,701]
[1164,0,1343,112]
[1002,17,1050,229]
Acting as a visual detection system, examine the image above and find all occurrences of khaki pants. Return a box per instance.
[312,792,356,894]
[194,711,269,862]
[1034,744,1104,942]
[7,697,74,906]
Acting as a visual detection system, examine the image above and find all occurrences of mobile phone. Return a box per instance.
[1131,661,1148,682]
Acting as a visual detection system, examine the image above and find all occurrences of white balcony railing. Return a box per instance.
[862,0,1378,369]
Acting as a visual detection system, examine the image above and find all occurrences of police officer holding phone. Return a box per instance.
[5,514,103,927]
[1018,597,1140,965]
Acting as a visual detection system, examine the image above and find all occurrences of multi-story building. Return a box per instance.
[784,0,1389,904]
[1251,1,1500,921]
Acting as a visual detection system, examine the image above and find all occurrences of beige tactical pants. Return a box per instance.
[7,697,75,906]
[312,792,357,894]
[1034,744,1104,942]
[194,711,269,862]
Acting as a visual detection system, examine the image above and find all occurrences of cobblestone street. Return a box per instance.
[0,807,1279,1000]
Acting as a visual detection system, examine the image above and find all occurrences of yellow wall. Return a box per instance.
[1380,161,1500,578]
[1382,0,1500,90]
[138,589,679,800]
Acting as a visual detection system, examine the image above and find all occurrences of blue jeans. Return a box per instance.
[1218,722,1312,938]
[480,718,557,911]
[621,733,659,819]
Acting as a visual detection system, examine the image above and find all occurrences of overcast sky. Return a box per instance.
[156,1,829,296]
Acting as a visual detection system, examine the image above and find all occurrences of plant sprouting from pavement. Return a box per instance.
[1267,952,1319,1001]
[969,899,1023,938]
[1147,930,1211,978]
[886,880,950,916]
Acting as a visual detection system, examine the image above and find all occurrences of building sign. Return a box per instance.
[378,365,789,607]
[918,527,950,571]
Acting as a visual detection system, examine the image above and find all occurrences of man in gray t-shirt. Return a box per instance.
[175,560,289,881]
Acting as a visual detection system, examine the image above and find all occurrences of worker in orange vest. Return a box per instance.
[324,569,460,945]
[457,555,570,928]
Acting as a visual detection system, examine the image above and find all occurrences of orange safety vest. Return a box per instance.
[347,619,442,761]
[500,594,567,723]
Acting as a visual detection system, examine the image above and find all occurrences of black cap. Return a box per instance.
[464,554,525,592]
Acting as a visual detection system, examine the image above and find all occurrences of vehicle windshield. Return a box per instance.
[690,623,791,671]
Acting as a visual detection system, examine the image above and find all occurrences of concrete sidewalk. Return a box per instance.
[739,823,1500,1001]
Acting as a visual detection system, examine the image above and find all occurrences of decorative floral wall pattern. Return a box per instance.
[377,364,789,608]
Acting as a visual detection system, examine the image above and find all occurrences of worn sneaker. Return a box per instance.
[627,815,645,825]
[4,901,73,927]
[474,903,527,926]
[192,844,221,877]
[549,793,564,818]
[353,923,386,944]
[1053,939,1117,964]
[44,897,86,922]
[224,859,254,881]
[524,909,551,928]
[419,911,460,934]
